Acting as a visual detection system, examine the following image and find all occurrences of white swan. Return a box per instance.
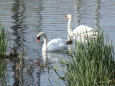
[65,14,97,42]
[36,32,67,52]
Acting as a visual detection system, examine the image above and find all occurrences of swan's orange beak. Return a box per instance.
[36,37,40,43]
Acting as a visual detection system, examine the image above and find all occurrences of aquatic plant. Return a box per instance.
[0,60,6,83]
[0,61,6,85]
[59,31,115,86]
[0,23,7,85]
[0,23,7,58]
[0,22,23,85]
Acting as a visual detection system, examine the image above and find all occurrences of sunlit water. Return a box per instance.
[0,0,115,86]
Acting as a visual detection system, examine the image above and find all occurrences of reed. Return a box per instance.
[61,31,115,86]
[0,23,7,85]
[0,60,6,86]
[0,23,7,58]
[0,60,6,78]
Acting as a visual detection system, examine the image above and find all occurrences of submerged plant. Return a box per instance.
[60,31,115,86]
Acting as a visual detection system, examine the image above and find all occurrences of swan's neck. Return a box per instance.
[42,33,47,52]
[68,17,73,40]
[42,51,47,65]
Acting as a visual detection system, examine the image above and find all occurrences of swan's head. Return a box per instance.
[65,14,72,19]
[36,35,40,43]
[36,32,45,43]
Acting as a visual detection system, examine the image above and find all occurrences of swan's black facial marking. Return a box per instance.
[66,40,73,45]
[36,36,40,42]
[65,16,67,17]
[37,36,40,40]
[64,16,68,19]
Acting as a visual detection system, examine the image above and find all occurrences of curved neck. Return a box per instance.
[42,33,47,52]
[67,17,73,40]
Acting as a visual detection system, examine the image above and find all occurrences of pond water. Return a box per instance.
[0,0,115,86]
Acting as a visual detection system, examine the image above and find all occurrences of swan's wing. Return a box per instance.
[73,25,93,34]
[47,38,67,51]
[72,25,98,42]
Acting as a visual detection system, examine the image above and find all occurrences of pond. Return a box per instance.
[0,0,115,86]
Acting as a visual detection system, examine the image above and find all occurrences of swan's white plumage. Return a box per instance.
[47,38,67,51]
[37,32,67,52]
[73,25,93,34]
[73,25,97,40]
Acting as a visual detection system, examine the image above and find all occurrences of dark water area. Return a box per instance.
[0,0,115,86]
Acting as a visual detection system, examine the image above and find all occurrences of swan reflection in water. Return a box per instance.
[36,51,69,67]
[35,51,68,86]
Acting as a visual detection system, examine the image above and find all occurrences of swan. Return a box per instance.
[36,32,67,52]
[65,14,97,42]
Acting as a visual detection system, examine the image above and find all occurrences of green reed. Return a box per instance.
[0,60,6,86]
[0,23,7,85]
[0,60,6,78]
[61,31,115,86]
[0,23,7,58]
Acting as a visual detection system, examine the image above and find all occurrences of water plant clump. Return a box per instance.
[0,23,7,85]
[0,23,7,58]
[0,23,21,85]
[0,60,6,84]
[62,31,115,86]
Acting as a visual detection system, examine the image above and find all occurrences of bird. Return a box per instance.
[36,32,67,52]
[64,14,97,42]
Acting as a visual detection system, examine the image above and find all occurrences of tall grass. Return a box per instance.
[0,23,7,58]
[0,61,6,85]
[0,60,6,80]
[61,31,115,86]
[0,23,7,85]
